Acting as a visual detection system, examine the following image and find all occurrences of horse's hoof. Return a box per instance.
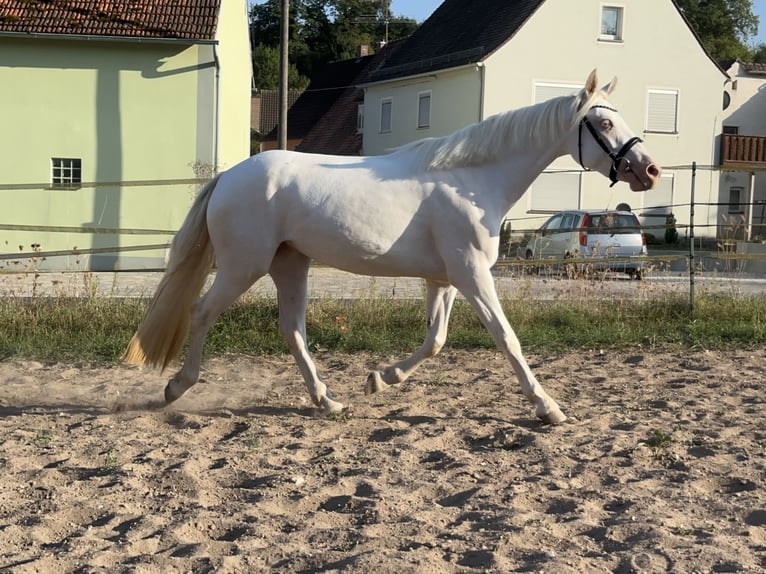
[537,406,567,425]
[364,371,390,395]
[164,378,188,405]
[319,394,345,414]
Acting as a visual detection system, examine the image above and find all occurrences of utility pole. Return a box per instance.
[278,0,289,150]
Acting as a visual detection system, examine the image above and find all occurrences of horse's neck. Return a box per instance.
[468,143,567,221]
[447,98,577,206]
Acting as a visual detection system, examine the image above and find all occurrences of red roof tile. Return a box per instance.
[0,0,220,40]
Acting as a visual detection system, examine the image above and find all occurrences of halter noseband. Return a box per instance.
[578,104,643,187]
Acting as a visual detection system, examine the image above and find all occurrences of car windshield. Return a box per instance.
[587,214,639,234]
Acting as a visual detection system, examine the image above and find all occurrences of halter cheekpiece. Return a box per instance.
[578,104,643,188]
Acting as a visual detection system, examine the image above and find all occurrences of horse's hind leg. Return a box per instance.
[365,280,457,394]
[269,244,344,413]
[165,268,260,404]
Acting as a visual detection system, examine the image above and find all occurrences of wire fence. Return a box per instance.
[2,165,766,309]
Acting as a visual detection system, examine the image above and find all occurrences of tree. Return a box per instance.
[252,44,310,90]
[752,42,766,63]
[675,0,759,62]
[249,0,417,90]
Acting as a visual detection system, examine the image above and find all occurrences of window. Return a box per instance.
[356,104,364,134]
[600,6,624,41]
[380,97,392,133]
[52,158,82,189]
[529,172,581,212]
[646,89,678,133]
[560,212,577,232]
[417,92,431,128]
[729,186,745,214]
[723,125,739,135]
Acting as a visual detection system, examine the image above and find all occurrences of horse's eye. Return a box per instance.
[601,119,613,131]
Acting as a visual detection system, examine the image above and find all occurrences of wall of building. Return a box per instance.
[362,66,482,156]
[0,37,218,270]
[215,0,253,169]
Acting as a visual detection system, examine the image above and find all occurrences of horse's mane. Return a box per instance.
[392,88,603,172]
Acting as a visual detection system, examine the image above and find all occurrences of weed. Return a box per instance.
[32,430,53,447]
[637,429,673,457]
[103,444,121,469]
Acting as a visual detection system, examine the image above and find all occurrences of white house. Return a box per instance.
[719,61,766,241]
[361,0,728,240]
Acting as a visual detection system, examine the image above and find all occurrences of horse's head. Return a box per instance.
[573,70,661,191]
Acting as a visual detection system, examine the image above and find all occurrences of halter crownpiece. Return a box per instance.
[578,105,643,187]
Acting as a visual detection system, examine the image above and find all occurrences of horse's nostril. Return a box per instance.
[647,163,661,178]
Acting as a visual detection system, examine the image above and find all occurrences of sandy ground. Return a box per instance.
[1,346,765,573]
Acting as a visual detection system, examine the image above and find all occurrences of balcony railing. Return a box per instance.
[720,134,766,167]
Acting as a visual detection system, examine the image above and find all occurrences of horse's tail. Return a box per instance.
[123,174,220,370]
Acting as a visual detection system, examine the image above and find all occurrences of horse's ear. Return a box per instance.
[576,69,599,111]
[602,76,618,96]
[584,69,598,97]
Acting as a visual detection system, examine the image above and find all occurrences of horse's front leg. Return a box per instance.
[365,281,457,394]
[452,261,566,425]
[269,245,344,413]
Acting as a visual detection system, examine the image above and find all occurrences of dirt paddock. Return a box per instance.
[1,347,765,573]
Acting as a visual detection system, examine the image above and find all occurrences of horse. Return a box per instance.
[124,69,660,424]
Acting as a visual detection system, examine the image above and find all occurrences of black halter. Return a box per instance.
[578,104,643,187]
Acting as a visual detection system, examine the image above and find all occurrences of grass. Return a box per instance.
[1,283,766,364]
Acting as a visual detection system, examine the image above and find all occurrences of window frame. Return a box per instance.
[51,157,82,190]
[379,97,393,134]
[599,5,624,42]
[417,90,431,129]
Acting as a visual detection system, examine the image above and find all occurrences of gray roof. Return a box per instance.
[368,0,544,82]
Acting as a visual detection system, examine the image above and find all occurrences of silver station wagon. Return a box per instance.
[521,210,648,279]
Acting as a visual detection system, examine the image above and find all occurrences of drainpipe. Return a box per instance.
[476,61,485,122]
[213,43,221,172]
[747,171,755,240]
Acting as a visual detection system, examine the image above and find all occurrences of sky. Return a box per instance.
[754,0,766,44]
[389,0,440,23]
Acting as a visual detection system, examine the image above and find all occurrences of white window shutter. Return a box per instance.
[534,83,582,104]
[529,172,581,211]
[647,90,678,133]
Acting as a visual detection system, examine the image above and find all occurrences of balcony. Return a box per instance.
[720,134,766,168]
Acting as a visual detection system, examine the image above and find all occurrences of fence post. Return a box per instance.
[689,161,696,311]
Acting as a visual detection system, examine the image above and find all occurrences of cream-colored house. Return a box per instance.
[719,61,766,241]
[362,0,727,240]
[0,0,251,270]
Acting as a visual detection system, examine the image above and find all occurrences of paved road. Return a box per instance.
[1,266,764,300]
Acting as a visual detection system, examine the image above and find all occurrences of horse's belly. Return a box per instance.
[289,237,447,281]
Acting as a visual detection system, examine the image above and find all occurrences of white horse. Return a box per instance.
[125,70,660,424]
